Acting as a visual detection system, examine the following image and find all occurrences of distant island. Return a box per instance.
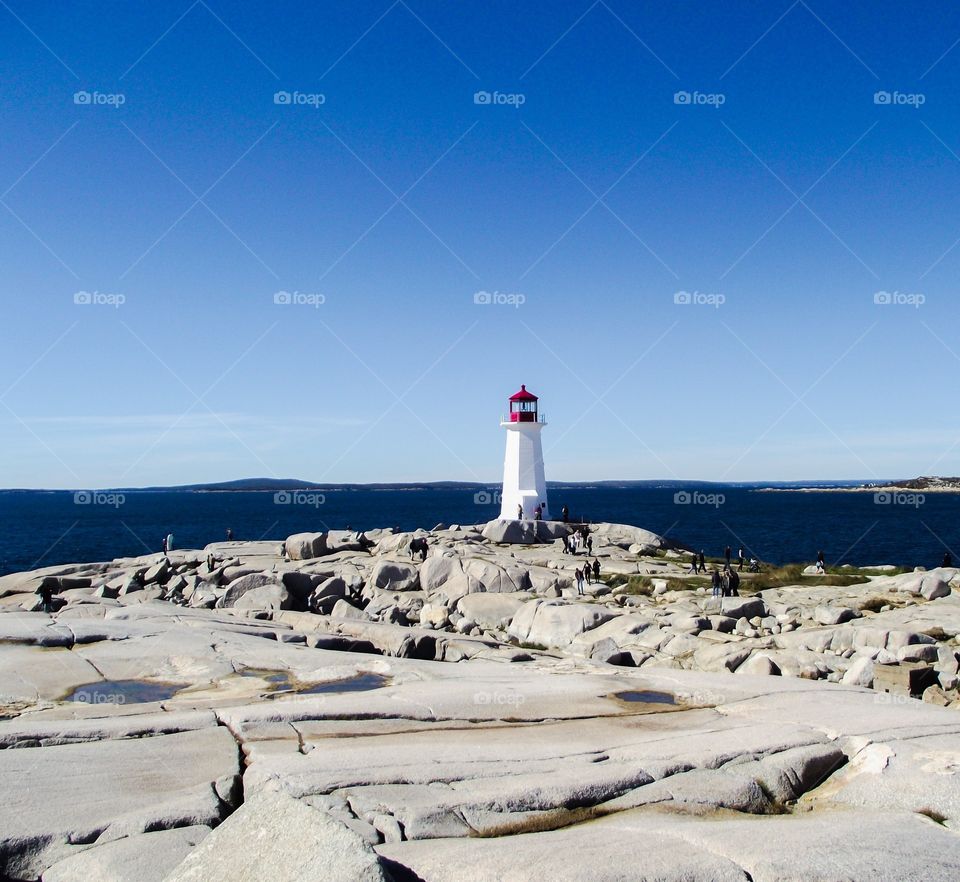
[2,477,874,493]
[756,476,960,494]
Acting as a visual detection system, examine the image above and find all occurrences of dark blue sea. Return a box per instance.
[1,486,957,577]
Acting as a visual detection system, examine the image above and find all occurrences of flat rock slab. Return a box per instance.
[41,825,211,882]
[165,789,390,882]
[0,727,241,879]
[378,807,960,881]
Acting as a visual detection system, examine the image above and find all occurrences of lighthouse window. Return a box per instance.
[512,401,536,413]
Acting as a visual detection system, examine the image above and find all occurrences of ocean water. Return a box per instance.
[1,486,957,577]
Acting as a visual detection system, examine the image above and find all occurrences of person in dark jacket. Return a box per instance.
[592,559,600,583]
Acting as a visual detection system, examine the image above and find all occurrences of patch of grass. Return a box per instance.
[515,640,548,651]
[917,807,948,826]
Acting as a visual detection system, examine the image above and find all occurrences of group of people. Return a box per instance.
[687,545,757,574]
[409,536,429,561]
[563,527,593,555]
[574,559,601,595]
[711,566,741,597]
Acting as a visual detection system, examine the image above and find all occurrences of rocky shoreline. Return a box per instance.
[1,519,959,880]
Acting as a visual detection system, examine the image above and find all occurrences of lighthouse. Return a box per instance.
[498,385,550,521]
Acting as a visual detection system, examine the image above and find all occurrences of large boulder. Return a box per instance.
[508,599,617,648]
[457,593,529,630]
[284,533,326,561]
[369,560,420,592]
[217,573,282,609]
[230,583,292,612]
[165,789,391,881]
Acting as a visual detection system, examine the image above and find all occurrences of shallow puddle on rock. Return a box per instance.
[64,679,186,704]
[268,672,389,698]
[238,668,292,686]
[612,690,676,705]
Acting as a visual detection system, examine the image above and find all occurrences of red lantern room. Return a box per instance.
[508,384,539,422]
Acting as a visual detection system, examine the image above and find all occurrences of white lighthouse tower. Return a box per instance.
[498,385,550,521]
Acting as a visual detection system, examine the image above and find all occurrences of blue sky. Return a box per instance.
[2,0,959,487]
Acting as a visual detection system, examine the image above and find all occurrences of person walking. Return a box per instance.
[729,568,741,596]
[711,568,721,597]
[575,567,584,595]
[586,534,593,554]
[592,558,600,583]
[698,549,706,573]
[724,545,732,566]
[584,562,592,585]
[737,547,745,572]
[687,552,698,574]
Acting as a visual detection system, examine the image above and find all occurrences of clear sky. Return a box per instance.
[2,1,959,488]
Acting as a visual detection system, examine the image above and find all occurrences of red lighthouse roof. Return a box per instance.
[509,384,538,402]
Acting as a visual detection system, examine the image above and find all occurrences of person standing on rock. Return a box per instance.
[517,504,524,520]
[698,549,706,573]
[575,567,584,595]
[816,550,825,574]
[561,505,569,523]
[226,528,234,541]
[419,538,429,562]
[592,559,600,583]
[36,577,56,613]
[711,568,722,597]
[161,535,168,554]
[721,567,731,597]
[586,535,593,554]
[166,533,174,553]
[724,545,731,566]
[738,547,745,572]
[943,551,954,568]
